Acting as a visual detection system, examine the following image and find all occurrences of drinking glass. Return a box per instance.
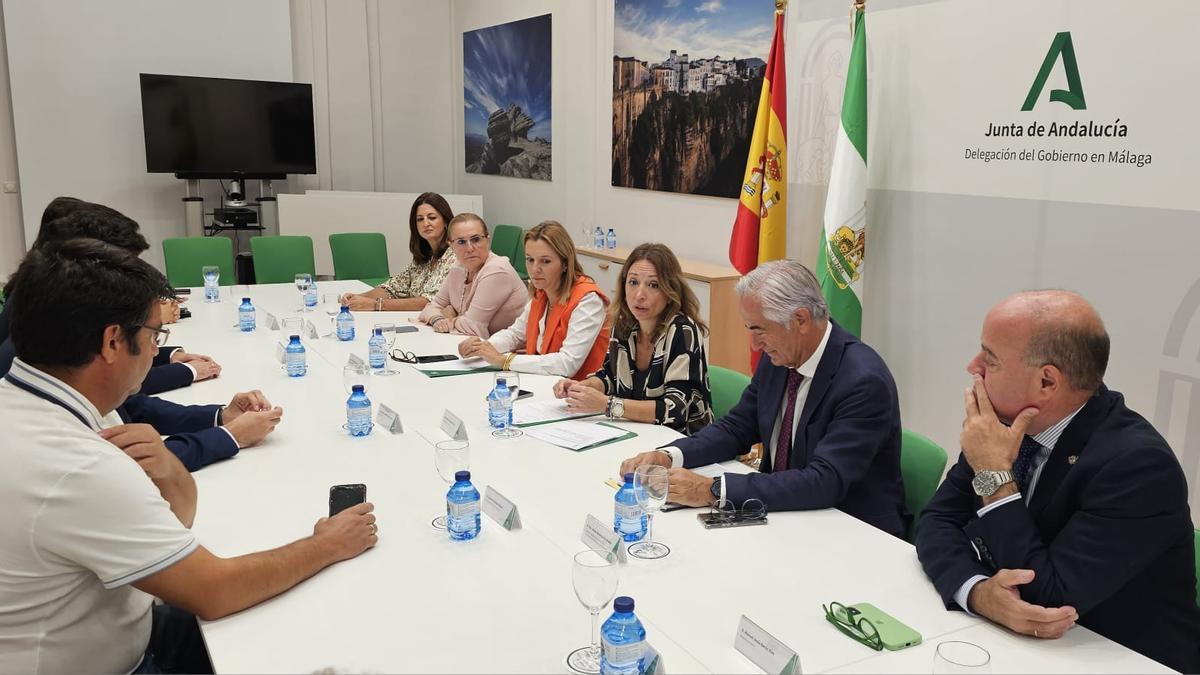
[373,322,398,376]
[579,225,592,250]
[491,371,522,439]
[343,363,371,394]
[294,273,312,311]
[565,549,619,674]
[431,439,469,529]
[322,292,341,315]
[629,465,670,559]
[933,641,992,674]
[202,266,220,303]
[281,316,304,338]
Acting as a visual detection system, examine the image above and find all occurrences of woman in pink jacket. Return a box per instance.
[417,213,527,338]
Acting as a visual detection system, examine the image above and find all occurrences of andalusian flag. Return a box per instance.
[729,6,787,275]
[816,4,867,337]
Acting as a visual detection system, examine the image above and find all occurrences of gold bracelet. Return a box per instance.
[502,352,516,370]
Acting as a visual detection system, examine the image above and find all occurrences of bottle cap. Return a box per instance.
[614,596,634,613]
[496,377,507,387]
[242,297,251,302]
[454,470,471,482]
[341,305,350,311]
[623,472,634,484]
[374,327,383,335]
[352,384,364,393]
[289,334,300,341]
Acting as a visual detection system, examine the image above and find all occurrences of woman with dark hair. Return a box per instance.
[338,192,457,311]
[553,243,714,434]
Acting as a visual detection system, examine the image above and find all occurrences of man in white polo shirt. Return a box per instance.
[0,239,379,674]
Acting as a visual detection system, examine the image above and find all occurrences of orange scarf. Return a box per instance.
[526,276,610,380]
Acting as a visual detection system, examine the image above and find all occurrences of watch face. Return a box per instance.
[972,472,997,496]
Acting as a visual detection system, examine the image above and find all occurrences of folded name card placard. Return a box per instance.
[482,486,521,530]
[347,353,366,368]
[264,312,280,330]
[581,514,626,563]
[376,404,404,434]
[303,320,320,340]
[440,409,468,441]
[734,615,800,675]
[274,341,286,364]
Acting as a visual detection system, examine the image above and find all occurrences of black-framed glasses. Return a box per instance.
[450,234,488,249]
[707,498,768,524]
[137,324,171,347]
[823,602,882,651]
[389,348,418,364]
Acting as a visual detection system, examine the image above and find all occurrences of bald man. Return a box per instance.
[916,291,1199,673]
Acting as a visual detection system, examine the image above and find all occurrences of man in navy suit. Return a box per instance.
[619,260,908,539]
[916,291,1200,673]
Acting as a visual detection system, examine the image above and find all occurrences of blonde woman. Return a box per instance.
[417,213,526,337]
[553,243,714,434]
[339,192,457,311]
[458,221,609,378]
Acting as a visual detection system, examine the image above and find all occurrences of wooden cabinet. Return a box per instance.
[577,247,751,375]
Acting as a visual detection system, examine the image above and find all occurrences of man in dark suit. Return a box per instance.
[619,260,908,540]
[916,290,1200,673]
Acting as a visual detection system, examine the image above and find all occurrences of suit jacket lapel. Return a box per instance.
[793,322,850,461]
[1028,386,1115,517]
[758,363,788,474]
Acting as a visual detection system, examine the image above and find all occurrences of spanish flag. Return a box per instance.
[729,5,787,276]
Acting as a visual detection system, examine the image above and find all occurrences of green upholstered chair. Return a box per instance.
[512,230,529,281]
[491,224,523,264]
[162,237,235,288]
[709,366,751,421]
[249,235,316,284]
[1194,529,1199,606]
[329,233,390,281]
[901,429,949,542]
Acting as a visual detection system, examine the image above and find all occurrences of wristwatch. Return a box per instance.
[709,476,722,500]
[610,398,625,419]
[971,470,1015,497]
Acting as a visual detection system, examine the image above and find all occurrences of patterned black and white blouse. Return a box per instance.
[590,313,714,435]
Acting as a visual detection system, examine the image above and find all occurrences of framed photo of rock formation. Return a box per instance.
[612,0,770,198]
[463,14,552,181]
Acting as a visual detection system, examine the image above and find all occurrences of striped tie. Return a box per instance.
[773,370,804,473]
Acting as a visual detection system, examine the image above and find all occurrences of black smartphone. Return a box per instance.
[329,484,366,516]
[393,325,418,334]
[172,287,192,296]
[178,307,192,319]
[415,354,458,363]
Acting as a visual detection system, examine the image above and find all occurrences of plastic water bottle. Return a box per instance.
[447,470,481,541]
[346,384,373,436]
[285,335,307,377]
[606,227,617,250]
[368,327,386,370]
[238,297,256,332]
[487,377,511,429]
[336,306,355,341]
[614,472,647,542]
[594,226,605,249]
[600,596,646,675]
[203,270,219,303]
[305,278,318,309]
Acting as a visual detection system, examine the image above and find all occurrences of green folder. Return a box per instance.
[568,422,638,452]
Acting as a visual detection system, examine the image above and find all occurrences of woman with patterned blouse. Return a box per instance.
[338,192,457,311]
[552,243,714,435]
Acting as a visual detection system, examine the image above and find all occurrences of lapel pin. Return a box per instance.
[1067,455,1078,465]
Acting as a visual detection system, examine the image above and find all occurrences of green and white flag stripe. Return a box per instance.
[817,8,868,337]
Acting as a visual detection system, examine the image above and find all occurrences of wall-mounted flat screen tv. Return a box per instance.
[139,73,316,179]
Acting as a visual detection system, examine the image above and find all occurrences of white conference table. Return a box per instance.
[159,281,1174,674]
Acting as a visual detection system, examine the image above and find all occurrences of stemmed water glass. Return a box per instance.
[294,273,312,311]
[431,439,469,529]
[629,465,670,559]
[343,363,370,394]
[491,371,522,438]
[933,641,992,674]
[202,266,220,303]
[565,549,620,674]
[373,322,398,376]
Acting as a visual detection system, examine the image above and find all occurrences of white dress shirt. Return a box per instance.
[663,320,834,502]
[952,404,1085,614]
[487,292,606,377]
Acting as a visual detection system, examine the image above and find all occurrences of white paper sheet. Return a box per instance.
[511,398,599,426]
[523,420,629,451]
[411,356,489,372]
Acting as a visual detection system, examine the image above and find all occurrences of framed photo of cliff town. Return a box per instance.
[463,13,552,181]
[612,0,769,198]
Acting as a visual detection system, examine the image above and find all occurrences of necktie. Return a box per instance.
[773,370,805,473]
[1012,435,1042,494]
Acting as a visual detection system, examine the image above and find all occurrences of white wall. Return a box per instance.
[3,0,292,270]
[0,2,24,279]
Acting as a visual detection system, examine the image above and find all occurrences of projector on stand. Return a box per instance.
[213,207,258,228]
